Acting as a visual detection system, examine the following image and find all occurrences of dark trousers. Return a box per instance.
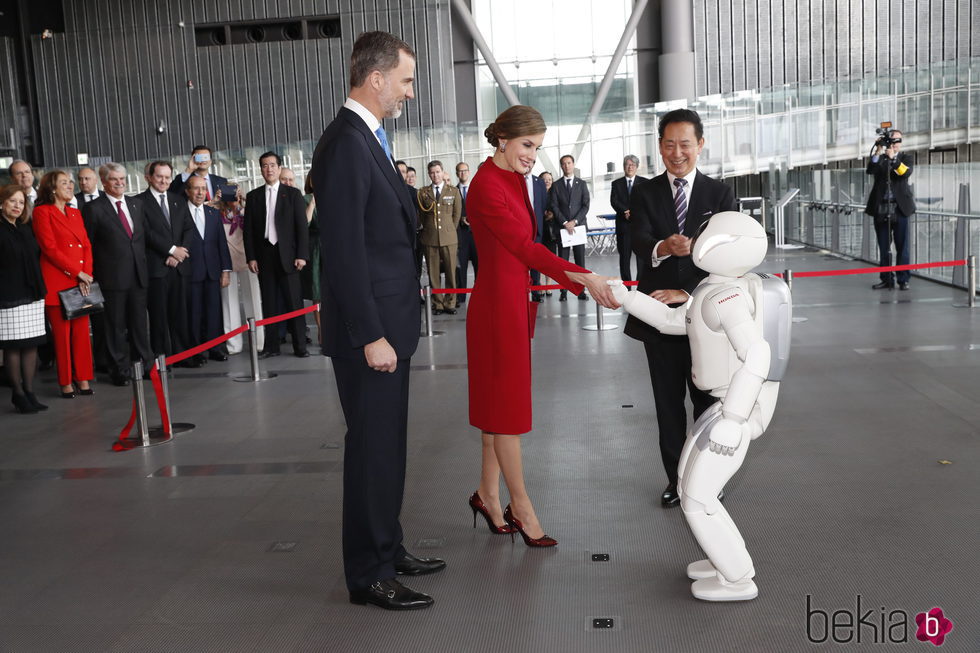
[643,336,716,486]
[874,214,911,284]
[530,238,543,287]
[148,269,189,356]
[616,221,636,281]
[559,242,586,268]
[456,226,478,296]
[90,311,109,370]
[102,286,152,379]
[332,356,410,591]
[186,278,222,353]
[257,242,306,354]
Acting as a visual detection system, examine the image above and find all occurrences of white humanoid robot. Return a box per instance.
[611,211,791,602]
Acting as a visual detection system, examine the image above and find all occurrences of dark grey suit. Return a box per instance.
[550,176,590,269]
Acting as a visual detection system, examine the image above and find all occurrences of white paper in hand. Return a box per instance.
[560,225,587,248]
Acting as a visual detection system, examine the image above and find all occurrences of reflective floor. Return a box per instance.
[0,247,977,652]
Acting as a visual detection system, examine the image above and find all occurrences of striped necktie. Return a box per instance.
[673,178,688,233]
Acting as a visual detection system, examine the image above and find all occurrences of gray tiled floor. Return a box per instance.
[0,248,977,652]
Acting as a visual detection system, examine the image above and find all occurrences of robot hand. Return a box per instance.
[608,279,630,307]
[708,418,743,456]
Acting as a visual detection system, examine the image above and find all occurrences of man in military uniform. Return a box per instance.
[417,160,462,314]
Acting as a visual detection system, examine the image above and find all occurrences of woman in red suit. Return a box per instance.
[32,170,96,398]
[466,105,620,546]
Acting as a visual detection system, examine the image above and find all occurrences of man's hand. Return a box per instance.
[657,234,692,258]
[185,156,197,174]
[649,288,689,305]
[220,271,230,288]
[623,209,631,220]
[248,260,259,274]
[172,246,189,262]
[365,337,397,373]
[564,219,577,235]
[294,259,306,271]
[166,256,179,268]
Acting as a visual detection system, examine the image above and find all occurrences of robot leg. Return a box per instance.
[677,401,723,499]
[681,428,757,601]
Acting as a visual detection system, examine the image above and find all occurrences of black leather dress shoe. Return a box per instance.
[294,350,310,358]
[349,579,434,610]
[395,552,446,576]
[111,376,130,387]
[559,290,568,301]
[577,292,589,301]
[898,282,910,290]
[872,281,894,290]
[209,352,228,362]
[443,308,457,315]
[432,308,443,315]
[531,291,543,303]
[258,351,280,360]
[661,484,680,508]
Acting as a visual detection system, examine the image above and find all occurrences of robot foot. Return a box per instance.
[686,559,717,580]
[691,576,758,602]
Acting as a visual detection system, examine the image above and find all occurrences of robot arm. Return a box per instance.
[702,286,771,455]
[610,282,688,335]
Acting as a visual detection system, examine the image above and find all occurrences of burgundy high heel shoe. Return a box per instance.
[503,504,557,547]
[469,492,515,534]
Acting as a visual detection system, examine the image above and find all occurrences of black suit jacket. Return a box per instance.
[610,175,648,235]
[311,106,420,360]
[138,189,194,279]
[169,172,229,198]
[82,194,153,291]
[625,170,736,341]
[865,152,916,218]
[242,183,310,273]
[550,176,590,226]
[530,175,546,243]
[184,204,232,282]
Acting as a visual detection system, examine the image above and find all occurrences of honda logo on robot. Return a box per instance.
[806,595,954,646]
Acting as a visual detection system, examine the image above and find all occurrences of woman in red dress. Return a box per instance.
[465,105,620,546]
[32,170,96,398]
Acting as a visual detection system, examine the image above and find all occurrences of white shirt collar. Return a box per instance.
[265,181,280,193]
[187,201,204,212]
[563,175,574,182]
[666,168,697,189]
[432,182,444,192]
[344,97,382,134]
[107,193,125,204]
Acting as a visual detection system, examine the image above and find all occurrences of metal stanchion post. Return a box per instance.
[583,297,618,331]
[784,269,793,292]
[150,354,194,436]
[234,317,277,381]
[114,361,174,450]
[969,254,976,309]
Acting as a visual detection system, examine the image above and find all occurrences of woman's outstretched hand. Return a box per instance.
[567,272,621,309]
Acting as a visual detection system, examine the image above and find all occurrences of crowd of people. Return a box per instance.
[0,150,322,413]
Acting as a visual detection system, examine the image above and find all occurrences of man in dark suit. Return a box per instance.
[865,128,916,290]
[169,145,228,199]
[138,161,194,360]
[311,30,443,611]
[73,167,105,208]
[610,154,648,282]
[242,151,310,358]
[454,161,476,303]
[550,154,590,300]
[626,108,737,508]
[81,163,157,385]
[183,175,232,361]
[526,172,547,302]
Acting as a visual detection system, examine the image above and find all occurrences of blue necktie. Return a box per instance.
[674,178,688,233]
[375,126,393,161]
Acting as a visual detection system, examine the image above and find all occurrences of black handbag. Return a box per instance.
[58,282,105,320]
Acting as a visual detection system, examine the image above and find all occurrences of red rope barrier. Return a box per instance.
[255,303,319,327]
[775,259,965,279]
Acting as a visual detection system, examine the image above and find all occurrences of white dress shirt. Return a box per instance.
[264,181,280,245]
[181,172,215,199]
[524,174,534,207]
[650,168,698,268]
[344,97,394,168]
[188,201,206,238]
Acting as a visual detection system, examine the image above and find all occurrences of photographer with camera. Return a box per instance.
[865,125,916,290]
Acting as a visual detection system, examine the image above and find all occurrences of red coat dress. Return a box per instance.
[466,157,590,435]
[31,204,93,306]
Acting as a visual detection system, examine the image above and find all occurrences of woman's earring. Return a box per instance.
[500,143,506,152]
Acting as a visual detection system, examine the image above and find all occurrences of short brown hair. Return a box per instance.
[349,31,415,88]
[484,105,547,147]
[36,170,70,206]
[0,184,32,224]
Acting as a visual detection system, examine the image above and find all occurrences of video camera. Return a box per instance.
[874,121,902,147]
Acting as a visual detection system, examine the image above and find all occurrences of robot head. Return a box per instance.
[691,211,768,277]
